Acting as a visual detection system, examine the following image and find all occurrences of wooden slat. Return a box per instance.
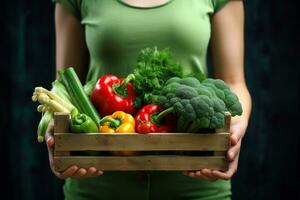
[214,112,231,156]
[216,112,231,133]
[213,151,227,156]
[54,133,230,151]
[54,112,70,156]
[54,112,70,133]
[54,156,228,171]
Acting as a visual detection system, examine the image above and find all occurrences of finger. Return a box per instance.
[182,171,190,176]
[211,170,232,180]
[72,168,87,179]
[46,136,55,149]
[200,169,217,181]
[60,166,79,179]
[212,157,239,180]
[230,125,243,145]
[45,122,55,149]
[46,136,54,169]
[86,167,97,176]
[227,140,241,161]
[90,170,104,177]
[183,171,214,181]
[96,170,103,176]
[194,171,216,181]
[187,171,196,177]
[45,121,54,140]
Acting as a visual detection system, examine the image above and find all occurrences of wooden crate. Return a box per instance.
[54,112,231,172]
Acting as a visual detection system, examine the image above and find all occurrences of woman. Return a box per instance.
[46,0,252,199]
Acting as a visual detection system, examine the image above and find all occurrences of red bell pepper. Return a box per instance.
[91,74,137,116]
[134,104,176,134]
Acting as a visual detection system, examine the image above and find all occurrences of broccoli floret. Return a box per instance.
[165,77,181,85]
[202,78,243,116]
[174,85,198,99]
[179,77,201,88]
[158,77,243,132]
[210,112,225,129]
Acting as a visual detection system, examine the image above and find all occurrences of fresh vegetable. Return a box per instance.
[130,47,184,104]
[91,74,137,116]
[99,111,135,133]
[51,80,73,105]
[99,111,137,156]
[37,110,53,143]
[70,110,99,133]
[83,80,97,97]
[158,77,243,132]
[33,87,73,113]
[59,67,101,124]
[134,104,176,134]
[32,85,98,135]
[34,80,72,142]
[201,79,243,116]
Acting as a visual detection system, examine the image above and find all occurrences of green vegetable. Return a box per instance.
[35,80,72,142]
[32,81,99,139]
[186,71,207,82]
[33,87,73,113]
[158,77,243,132]
[132,47,184,104]
[59,67,101,124]
[70,111,99,133]
[201,79,243,116]
[51,80,73,105]
[83,80,97,97]
[37,110,52,143]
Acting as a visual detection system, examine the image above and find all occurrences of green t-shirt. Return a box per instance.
[53,0,231,199]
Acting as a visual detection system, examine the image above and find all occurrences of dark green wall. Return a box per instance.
[1,0,299,199]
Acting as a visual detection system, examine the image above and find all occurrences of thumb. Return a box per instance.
[230,125,241,145]
[46,136,55,148]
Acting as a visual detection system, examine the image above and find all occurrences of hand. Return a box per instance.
[45,120,103,179]
[183,117,248,181]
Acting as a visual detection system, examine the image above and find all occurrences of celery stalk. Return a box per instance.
[59,67,101,124]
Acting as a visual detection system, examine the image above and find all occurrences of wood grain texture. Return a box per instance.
[54,133,230,151]
[54,156,228,171]
[53,113,231,171]
[54,112,70,156]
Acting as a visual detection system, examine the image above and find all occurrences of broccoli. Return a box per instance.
[158,77,243,132]
[202,79,243,116]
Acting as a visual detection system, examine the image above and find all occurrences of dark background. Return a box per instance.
[1,0,299,199]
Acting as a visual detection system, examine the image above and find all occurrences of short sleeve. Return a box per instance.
[211,0,229,13]
[52,0,82,19]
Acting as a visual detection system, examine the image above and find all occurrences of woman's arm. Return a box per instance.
[45,4,103,179]
[55,3,89,82]
[211,0,251,124]
[186,0,252,181]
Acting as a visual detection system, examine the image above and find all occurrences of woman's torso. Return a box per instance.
[81,0,217,81]
[54,0,231,199]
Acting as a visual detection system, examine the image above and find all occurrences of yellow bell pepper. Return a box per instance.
[99,111,138,156]
[99,111,135,133]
